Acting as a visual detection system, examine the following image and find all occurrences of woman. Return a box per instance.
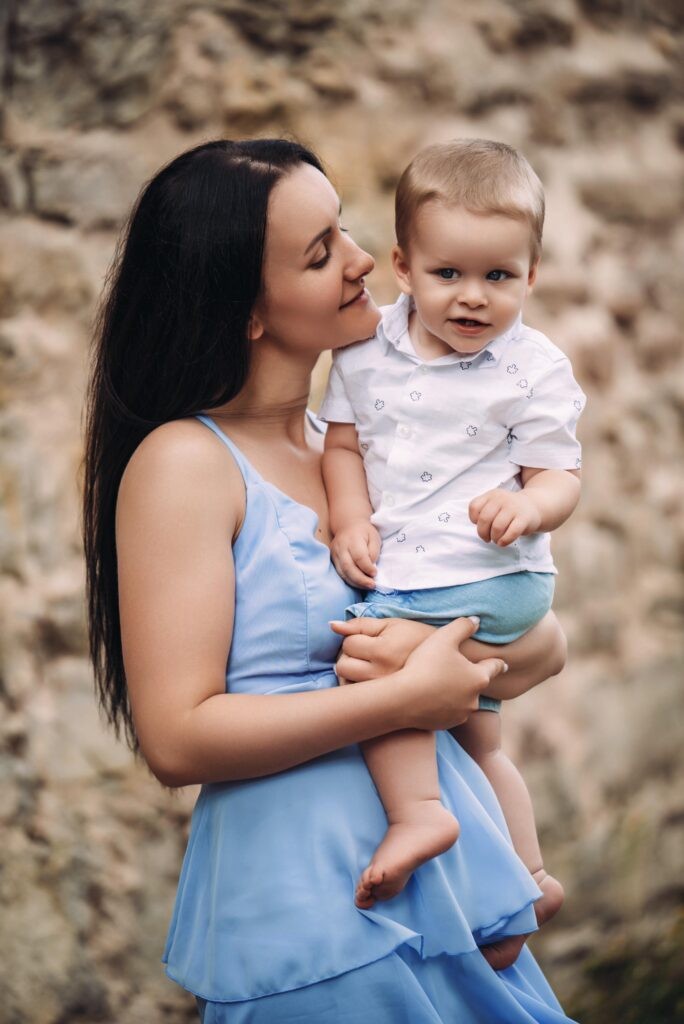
[83,139,573,1022]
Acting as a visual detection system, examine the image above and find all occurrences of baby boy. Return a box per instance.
[320,139,584,938]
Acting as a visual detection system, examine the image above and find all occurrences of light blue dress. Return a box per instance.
[162,414,576,1023]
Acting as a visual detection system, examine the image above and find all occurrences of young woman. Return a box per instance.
[83,139,573,1022]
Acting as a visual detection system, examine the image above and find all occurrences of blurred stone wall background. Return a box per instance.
[1,1,683,1021]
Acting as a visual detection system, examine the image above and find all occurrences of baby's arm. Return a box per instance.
[323,422,381,588]
[469,467,581,547]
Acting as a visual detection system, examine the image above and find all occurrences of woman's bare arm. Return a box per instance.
[116,421,506,788]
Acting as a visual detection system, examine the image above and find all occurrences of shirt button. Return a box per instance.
[397,424,410,438]
[384,493,395,507]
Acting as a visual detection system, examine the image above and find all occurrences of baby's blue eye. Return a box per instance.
[487,269,509,281]
[437,268,457,280]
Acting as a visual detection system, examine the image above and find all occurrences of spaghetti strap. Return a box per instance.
[197,411,326,482]
[195,414,256,483]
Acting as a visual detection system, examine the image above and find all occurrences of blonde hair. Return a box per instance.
[395,139,545,262]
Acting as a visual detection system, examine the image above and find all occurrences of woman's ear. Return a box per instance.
[247,314,265,341]
[391,245,413,296]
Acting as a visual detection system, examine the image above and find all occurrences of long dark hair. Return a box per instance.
[83,138,324,750]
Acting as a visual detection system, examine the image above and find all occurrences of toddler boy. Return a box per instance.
[320,139,584,939]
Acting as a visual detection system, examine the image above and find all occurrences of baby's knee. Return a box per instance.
[546,620,567,677]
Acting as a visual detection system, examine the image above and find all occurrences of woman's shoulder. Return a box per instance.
[118,418,245,534]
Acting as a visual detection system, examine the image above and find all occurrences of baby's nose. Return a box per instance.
[457,281,487,307]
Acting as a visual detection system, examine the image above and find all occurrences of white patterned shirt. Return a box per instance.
[319,293,585,590]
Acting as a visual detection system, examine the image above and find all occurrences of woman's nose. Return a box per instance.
[344,233,375,280]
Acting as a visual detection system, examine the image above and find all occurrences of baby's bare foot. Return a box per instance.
[479,868,563,970]
[531,868,564,925]
[354,800,459,909]
[479,934,527,971]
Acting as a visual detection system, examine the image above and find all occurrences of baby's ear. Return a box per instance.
[391,245,413,295]
[527,259,540,292]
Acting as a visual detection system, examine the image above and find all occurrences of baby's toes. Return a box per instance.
[354,865,384,908]
[363,864,385,889]
[354,889,375,909]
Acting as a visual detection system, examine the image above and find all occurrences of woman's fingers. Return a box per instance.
[340,633,378,660]
[336,654,378,683]
[432,615,481,647]
[329,618,386,637]
[476,657,509,684]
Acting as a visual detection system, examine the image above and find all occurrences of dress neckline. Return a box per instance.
[197,412,332,553]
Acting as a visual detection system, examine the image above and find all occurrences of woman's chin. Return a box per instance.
[351,304,381,344]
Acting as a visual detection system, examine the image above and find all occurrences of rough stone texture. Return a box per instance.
[1,2,682,1021]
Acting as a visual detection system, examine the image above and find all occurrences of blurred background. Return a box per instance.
[1,1,683,1021]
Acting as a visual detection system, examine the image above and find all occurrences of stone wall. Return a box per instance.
[1,2,682,1021]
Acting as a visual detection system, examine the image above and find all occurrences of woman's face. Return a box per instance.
[252,163,381,355]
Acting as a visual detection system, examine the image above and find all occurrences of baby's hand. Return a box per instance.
[331,520,382,588]
[468,488,542,546]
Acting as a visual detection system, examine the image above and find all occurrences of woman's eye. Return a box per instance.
[487,269,510,281]
[310,248,331,270]
[437,268,457,280]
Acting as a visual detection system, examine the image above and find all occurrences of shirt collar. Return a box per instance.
[378,293,522,368]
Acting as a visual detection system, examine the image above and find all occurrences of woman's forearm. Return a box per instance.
[151,673,409,787]
[144,618,503,788]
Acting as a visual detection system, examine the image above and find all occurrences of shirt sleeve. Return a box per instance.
[317,358,356,424]
[507,356,585,470]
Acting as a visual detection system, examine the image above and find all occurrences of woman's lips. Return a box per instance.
[340,287,369,309]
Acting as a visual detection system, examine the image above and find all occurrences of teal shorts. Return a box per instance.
[346,571,555,713]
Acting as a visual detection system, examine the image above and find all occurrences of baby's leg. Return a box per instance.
[453,711,564,927]
[355,729,460,909]
[463,611,567,702]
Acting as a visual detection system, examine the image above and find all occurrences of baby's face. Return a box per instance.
[393,203,537,357]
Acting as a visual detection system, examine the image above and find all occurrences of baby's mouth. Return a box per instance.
[454,317,488,327]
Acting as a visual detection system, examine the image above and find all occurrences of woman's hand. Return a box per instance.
[332,617,436,684]
[334,616,508,732]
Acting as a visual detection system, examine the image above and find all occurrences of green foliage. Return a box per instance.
[566,913,684,1024]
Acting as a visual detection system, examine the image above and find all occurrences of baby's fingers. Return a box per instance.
[349,538,377,578]
[331,550,374,589]
[497,517,526,547]
[469,491,492,524]
[339,554,376,588]
[490,508,516,545]
[474,499,504,542]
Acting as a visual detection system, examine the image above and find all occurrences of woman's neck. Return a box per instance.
[208,341,316,445]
